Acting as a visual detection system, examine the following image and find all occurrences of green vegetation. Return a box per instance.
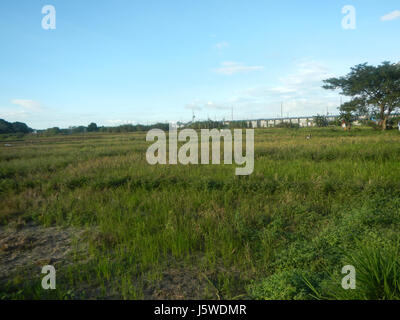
[1,127,400,299]
[313,115,329,127]
[0,119,32,135]
[323,61,400,130]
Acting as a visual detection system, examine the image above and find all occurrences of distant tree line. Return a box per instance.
[185,119,249,130]
[0,119,33,134]
[36,122,172,136]
[35,120,252,136]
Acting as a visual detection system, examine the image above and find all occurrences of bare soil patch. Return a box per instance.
[0,221,88,284]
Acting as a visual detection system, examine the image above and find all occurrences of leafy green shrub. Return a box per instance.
[363,120,380,130]
[319,241,400,300]
[275,122,299,129]
[328,119,341,126]
[248,270,320,300]
[314,115,328,127]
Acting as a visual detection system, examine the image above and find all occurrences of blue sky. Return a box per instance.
[0,0,399,129]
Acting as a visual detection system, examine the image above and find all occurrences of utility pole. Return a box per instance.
[281,102,283,119]
[231,106,233,121]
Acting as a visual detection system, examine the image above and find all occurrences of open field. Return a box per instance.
[1,127,400,299]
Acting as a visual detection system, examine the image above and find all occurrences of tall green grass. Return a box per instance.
[1,127,400,299]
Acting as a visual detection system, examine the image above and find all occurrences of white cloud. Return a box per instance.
[190,60,341,119]
[204,101,231,110]
[0,110,30,119]
[185,101,203,111]
[214,41,229,49]
[271,61,331,94]
[381,10,400,21]
[11,99,42,111]
[239,61,331,101]
[185,100,231,112]
[238,61,339,116]
[213,61,264,75]
[106,119,136,125]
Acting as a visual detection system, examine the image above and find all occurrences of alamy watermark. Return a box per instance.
[146,125,254,176]
[42,5,56,30]
[342,5,356,30]
[41,265,56,290]
[341,265,356,290]
[39,5,358,32]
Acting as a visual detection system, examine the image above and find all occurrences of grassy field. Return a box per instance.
[1,127,400,299]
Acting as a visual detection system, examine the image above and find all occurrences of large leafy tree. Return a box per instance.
[87,122,98,132]
[12,121,32,134]
[0,119,32,134]
[0,119,14,134]
[323,62,400,130]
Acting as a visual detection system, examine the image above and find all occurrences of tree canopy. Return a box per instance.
[0,119,33,134]
[87,122,98,132]
[323,61,400,129]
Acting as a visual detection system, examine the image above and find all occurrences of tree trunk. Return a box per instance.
[380,105,387,130]
[382,117,388,130]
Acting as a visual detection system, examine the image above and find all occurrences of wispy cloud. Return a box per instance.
[241,61,332,99]
[203,101,231,110]
[185,101,203,111]
[106,119,136,125]
[381,10,400,21]
[185,100,231,112]
[191,60,340,119]
[213,61,264,75]
[238,61,339,116]
[213,41,229,49]
[0,110,30,119]
[11,99,43,111]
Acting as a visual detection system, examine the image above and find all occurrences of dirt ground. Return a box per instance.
[0,221,229,299]
[0,221,87,285]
